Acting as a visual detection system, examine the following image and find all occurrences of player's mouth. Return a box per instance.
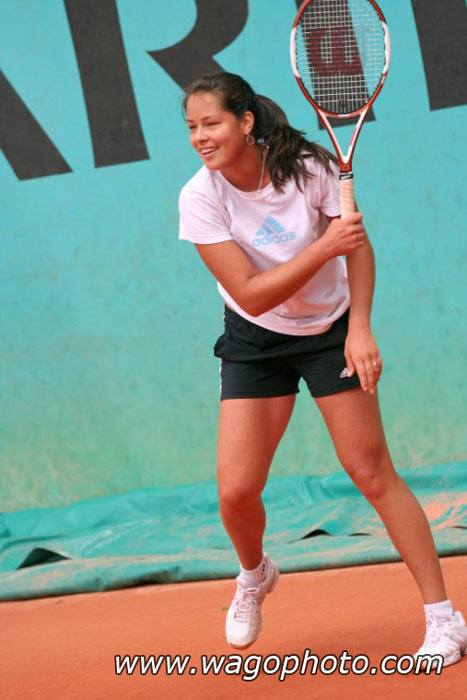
[200,147,218,159]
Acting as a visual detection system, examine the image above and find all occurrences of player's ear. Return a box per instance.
[241,110,255,136]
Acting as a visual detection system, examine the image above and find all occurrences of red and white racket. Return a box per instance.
[290,0,390,217]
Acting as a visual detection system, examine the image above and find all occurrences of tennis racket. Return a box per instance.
[290,0,390,217]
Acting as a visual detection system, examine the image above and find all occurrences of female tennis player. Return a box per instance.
[178,72,466,667]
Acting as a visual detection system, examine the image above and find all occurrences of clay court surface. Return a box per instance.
[2,555,465,699]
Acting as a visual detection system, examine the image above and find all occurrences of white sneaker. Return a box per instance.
[414,610,467,668]
[226,553,279,649]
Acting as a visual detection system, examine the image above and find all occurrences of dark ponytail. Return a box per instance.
[182,72,337,193]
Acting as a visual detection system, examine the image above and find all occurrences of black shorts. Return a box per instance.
[213,305,361,400]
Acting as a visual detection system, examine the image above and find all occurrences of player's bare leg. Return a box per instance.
[314,386,447,603]
[217,394,295,647]
[217,394,295,570]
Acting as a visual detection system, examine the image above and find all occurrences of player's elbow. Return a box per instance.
[243,303,263,317]
[242,296,273,317]
[226,276,263,317]
[239,281,268,317]
[234,288,278,317]
[233,295,263,318]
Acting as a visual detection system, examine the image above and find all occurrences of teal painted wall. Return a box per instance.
[2,1,466,510]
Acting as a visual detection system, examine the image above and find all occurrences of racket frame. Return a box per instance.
[290,0,390,175]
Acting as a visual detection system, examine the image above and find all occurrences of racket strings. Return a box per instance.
[295,0,386,115]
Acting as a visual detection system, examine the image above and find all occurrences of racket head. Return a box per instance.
[290,0,390,119]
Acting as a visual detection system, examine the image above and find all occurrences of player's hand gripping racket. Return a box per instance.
[290,0,390,217]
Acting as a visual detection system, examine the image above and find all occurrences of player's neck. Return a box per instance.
[220,150,271,192]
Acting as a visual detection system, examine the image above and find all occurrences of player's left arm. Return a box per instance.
[327,213,382,394]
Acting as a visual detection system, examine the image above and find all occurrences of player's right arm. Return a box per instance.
[195,213,365,317]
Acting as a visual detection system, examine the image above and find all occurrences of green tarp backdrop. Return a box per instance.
[0,464,466,600]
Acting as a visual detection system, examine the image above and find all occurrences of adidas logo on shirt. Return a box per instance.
[252,216,296,247]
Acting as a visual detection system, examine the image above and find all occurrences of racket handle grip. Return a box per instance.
[339,174,356,219]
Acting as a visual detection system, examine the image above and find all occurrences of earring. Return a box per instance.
[245,133,255,146]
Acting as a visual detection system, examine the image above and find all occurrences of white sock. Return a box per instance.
[424,599,453,620]
[238,555,267,588]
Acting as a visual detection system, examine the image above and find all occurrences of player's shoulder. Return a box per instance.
[179,166,223,202]
[302,152,338,179]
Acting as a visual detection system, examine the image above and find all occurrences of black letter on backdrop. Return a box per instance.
[410,0,467,110]
[0,71,71,180]
[148,0,248,88]
[292,0,375,129]
[64,0,149,167]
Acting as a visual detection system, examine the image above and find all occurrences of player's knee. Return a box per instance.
[351,469,387,500]
[218,482,262,512]
[343,453,396,501]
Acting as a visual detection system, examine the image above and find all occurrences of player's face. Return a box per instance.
[186,92,250,171]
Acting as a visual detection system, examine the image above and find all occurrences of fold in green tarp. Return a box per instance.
[0,462,466,601]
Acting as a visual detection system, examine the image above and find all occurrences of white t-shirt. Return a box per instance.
[178,158,349,335]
